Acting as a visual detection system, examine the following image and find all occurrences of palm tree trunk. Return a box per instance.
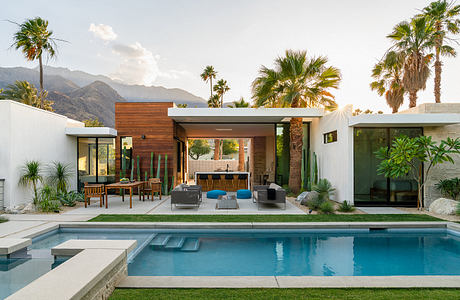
[288,117,303,194]
[238,139,244,171]
[434,49,441,103]
[392,107,398,114]
[38,55,44,109]
[409,91,417,108]
[213,139,220,160]
[210,78,213,98]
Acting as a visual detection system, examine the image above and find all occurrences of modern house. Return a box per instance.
[1,99,459,210]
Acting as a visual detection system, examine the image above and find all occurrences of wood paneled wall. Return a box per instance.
[115,102,179,186]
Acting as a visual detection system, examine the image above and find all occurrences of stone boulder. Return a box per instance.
[429,198,459,215]
[296,192,308,202]
[300,191,319,206]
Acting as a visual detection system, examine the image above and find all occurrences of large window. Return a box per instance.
[353,128,422,206]
[120,137,133,173]
[77,137,115,190]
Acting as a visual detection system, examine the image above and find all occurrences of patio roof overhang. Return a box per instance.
[349,113,460,127]
[65,127,117,137]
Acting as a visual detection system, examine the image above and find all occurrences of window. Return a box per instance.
[120,137,133,172]
[323,130,337,144]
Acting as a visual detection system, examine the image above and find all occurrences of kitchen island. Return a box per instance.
[195,171,250,192]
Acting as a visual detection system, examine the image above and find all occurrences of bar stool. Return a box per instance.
[224,174,235,191]
[211,174,223,190]
[237,174,248,190]
[198,174,210,191]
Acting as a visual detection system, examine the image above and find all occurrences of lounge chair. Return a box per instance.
[253,183,286,210]
[170,184,202,210]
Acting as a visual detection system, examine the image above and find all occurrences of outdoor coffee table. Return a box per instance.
[104,181,144,209]
[216,194,239,209]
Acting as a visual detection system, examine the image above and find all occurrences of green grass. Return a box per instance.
[89,214,443,222]
[0,216,8,223]
[110,288,460,300]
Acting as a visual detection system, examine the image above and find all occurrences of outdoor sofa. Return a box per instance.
[253,183,286,210]
[170,183,202,210]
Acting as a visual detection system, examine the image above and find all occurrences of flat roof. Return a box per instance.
[168,107,324,123]
[349,113,460,127]
[65,127,117,137]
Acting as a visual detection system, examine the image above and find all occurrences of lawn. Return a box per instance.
[89,214,443,222]
[110,288,460,300]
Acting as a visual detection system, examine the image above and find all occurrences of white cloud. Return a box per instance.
[89,23,117,41]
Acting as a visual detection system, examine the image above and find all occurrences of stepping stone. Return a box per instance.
[164,237,186,249]
[181,238,200,252]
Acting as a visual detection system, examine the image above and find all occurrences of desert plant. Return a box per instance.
[136,155,140,181]
[37,184,60,212]
[145,171,148,181]
[67,190,84,202]
[19,160,43,205]
[47,161,73,194]
[306,194,325,210]
[338,200,356,212]
[121,147,127,178]
[313,178,335,201]
[457,201,460,215]
[150,152,154,178]
[57,191,76,207]
[164,154,168,195]
[130,159,134,181]
[156,154,161,178]
[319,201,335,214]
[435,178,460,200]
[313,152,319,186]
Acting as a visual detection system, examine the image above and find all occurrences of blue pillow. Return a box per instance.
[207,190,227,199]
[237,189,252,199]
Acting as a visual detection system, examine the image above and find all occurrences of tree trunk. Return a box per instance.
[434,51,442,104]
[392,107,398,114]
[38,55,44,109]
[409,91,417,108]
[210,78,213,98]
[213,139,220,160]
[288,117,303,194]
[238,139,244,171]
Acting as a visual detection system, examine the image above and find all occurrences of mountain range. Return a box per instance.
[0,66,207,127]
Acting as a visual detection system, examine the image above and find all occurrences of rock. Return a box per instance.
[20,203,36,213]
[296,192,308,202]
[429,198,459,215]
[301,191,319,206]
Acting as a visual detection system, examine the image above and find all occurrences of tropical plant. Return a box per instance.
[387,16,434,108]
[228,97,250,171]
[252,50,341,193]
[222,139,238,156]
[188,139,211,160]
[313,178,336,201]
[435,177,460,200]
[11,17,62,109]
[338,200,356,212]
[201,65,217,98]
[37,184,60,212]
[47,162,73,194]
[83,118,104,127]
[56,191,81,207]
[370,51,406,113]
[376,135,460,209]
[213,79,230,108]
[19,160,43,205]
[420,0,460,103]
[0,80,53,111]
[177,103,188,108]
[319,201,335,214]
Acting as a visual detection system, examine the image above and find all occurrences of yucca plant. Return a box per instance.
[435,178,460,200]
[48,161,73,194]
[338,200,356,212]
[313,178,335,201]
[19,160,43,205]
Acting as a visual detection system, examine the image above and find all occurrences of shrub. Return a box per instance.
[306,192,324,210]
[319,201,335,214]
[313,179,335,201]
[0,216,8,223]
[338,200,355,212]
[57,191,81,207]
[435,178,460,200]
[457,202,460,216]
[48,162,74,194]
[37,185,61,212]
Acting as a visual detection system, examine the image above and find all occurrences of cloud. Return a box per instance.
[89,23,117,41]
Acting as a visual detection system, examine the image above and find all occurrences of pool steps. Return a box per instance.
[150,235,200,252]
[181,238,200,252]
[150,234,171,246]
[164,237,186,249]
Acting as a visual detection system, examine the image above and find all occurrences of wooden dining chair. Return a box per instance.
[84,183,105,208]
[149,178,162,200]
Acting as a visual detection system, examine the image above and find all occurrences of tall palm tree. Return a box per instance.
[370,51,406,113]
[228,97,250,171]
[0,80,53,111]
[252,50,341,193]
[19,160,43,205]
[387,17,434,108]
[208,94,222,160]
[12,17,60,109]
[421,0,460,103]
[200,66,217,98]
[213,79,230,107]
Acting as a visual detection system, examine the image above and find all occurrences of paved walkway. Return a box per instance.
[356,207,407,214]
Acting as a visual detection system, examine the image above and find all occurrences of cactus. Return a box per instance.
[163,154,168,195]
[136,155,140,181]
[150,152,154,179]
[306,149,311,191]
[170,175,175,194]
[145,171,148,181]
[156,154,161,178]
[313,152,318,186]
[121,147,127,178]
[130,159,134,181]
[119,171,123,195]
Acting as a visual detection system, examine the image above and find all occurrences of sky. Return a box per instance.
[1,0,459,112]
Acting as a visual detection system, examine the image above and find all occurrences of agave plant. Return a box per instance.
[47,161,73,194]
[313,178,335,201]
[19,160,43,204]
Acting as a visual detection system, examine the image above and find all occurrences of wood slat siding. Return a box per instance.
[115,102,177,186]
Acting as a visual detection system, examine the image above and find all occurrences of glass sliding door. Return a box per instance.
[275,124,290,186]
[354,128,388,204]
[78,138,97,190]
[98,138,116,184]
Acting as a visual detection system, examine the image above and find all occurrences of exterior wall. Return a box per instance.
[0,101,80,209]
[188,160,239,179]
[252,136,267,185]
[310,105,353,203]
[265,135,276,182]
[115,102,176,187]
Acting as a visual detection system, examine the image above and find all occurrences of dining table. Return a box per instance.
[104,181,145,209]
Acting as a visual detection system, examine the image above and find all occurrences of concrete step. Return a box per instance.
[164,237,186,249]
[181,238,200,252]
[150,234,171,247]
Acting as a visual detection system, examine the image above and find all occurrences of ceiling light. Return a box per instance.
[216,128,233,131]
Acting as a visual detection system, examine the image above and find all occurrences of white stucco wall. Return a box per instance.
[310,105,353,203]
[0,101,83,209]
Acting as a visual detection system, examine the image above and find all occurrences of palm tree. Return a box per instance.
[0,80,53,110]
[387,17,434,108]
[12,17,60,109]
[208,94,222,160]
[213,79,230,107]
[48,162,73,194]
[200,66,217,98]
[370,51,406,113]
[19,160,43,205]
[421,0,460,103]
[252,50,341,193]
[228,97,250,171]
